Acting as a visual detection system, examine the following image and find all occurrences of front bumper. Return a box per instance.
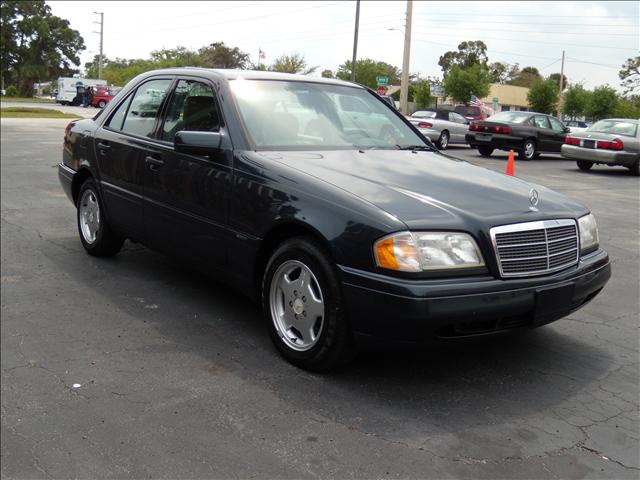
[339,249,611,345]
[561,144,639,167]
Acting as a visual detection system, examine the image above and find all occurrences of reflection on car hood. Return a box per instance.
[261,149,587,228]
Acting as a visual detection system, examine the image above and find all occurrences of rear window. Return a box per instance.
[487,111,531,124]
[588,120,638,137]
[412,111,436,119]
[456,106,480,116]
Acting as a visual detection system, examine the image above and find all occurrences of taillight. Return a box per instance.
[469,123,480,131]
[469,124,509,134]
[565,136,581,145]
[494,126,510,135]
[417,121,433,128]
[64,121,74,138]
[596,138,623,150]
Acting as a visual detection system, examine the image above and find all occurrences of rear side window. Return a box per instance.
[106,95,132,130]
[533,116,550,129]
[121,79,173,138]
[161,79,220,142]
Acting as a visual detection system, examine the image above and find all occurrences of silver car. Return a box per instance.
[561,118,639,176]
[406,109,469,150]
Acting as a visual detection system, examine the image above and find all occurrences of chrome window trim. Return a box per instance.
[490,219,579,278]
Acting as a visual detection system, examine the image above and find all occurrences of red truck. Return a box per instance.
[89,85,122,108]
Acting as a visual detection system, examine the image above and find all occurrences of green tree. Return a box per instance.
[619,56,639,96]
[335,58,400,89]
[438,40,488,76]
[549,72,568,91]
[198,42,249,69]
[509,66,542,88]
[1,0,85,94]
[150,46,201,67]
[488,61,519,84]
[586,85,618,121]
[442,64,490,103]
[614,95,640,118]
[527,77,559,114]
[412,79,431,108]
[270,52,317,75]
[321,69,333,78]
[562,84,589,119]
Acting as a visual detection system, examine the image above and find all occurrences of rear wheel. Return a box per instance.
[577,160,593,171]
[629,159,639,176]
[519,139,536,160]
[262,237,355,371]
[436,130,449,150]
[77,178,124,257]
[477,145,494,157]
[98,100,106,108]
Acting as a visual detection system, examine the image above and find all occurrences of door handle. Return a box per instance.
[97,142,111,150]
[145,155,165,171]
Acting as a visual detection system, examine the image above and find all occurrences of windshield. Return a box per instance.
[487,111,531,124]
[588,119,638,137]
[229,79,428,150]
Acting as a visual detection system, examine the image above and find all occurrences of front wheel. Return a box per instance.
[98,100,106,108]
[519,139,536,160]
[577,160,593,171]
[477,145,494,157]
[262,238,355,371]
[77,178,124,257]
[436,130,449,150]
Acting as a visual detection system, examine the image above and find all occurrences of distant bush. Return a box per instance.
[5,85,18,97]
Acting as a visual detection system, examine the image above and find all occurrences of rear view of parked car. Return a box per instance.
[407,109,469,149]
[562,119,639,176]
[467,111,569,160]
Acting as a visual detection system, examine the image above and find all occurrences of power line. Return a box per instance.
[413,12,636,18]
[411,23,638,36]
[412,16,638,27]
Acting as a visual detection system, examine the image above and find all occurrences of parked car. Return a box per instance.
[565,120,590,133]
[378,95,396,109]
[454,103,487,121]
[58,68,610,371]
[90,85,122,108]
[406,109,469,149]
[562,118,639,176]
[466,111,570,160]
[56,77,107,105]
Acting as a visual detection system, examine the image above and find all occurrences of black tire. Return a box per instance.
[577,160,593,171]
[628,159,639,176]
[76,178,124,257]
[436,130,449,150]
[98,100,106,108]
[477,145,494,157]
[519,139,536,160]
[261,237,355,371]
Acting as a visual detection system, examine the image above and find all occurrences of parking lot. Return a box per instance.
[1,118,638,478]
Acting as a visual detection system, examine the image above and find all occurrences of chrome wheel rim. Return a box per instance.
[79,189,100,244]
[440,132,449,148]
[525,141,535,158]
[269,260,325,351]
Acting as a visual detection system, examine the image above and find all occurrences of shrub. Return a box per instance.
[5,85,18,97]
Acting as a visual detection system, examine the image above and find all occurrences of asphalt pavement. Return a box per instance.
[1,119,639,479]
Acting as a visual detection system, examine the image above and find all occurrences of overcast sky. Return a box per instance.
[48,0,639,89]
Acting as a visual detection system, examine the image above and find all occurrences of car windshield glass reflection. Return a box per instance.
[229,79,428,151]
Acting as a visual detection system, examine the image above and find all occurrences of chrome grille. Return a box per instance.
[490,219,579,277]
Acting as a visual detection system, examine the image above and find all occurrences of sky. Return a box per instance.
[48,1,639,90]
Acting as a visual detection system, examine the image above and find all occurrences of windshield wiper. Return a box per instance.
[395,144,434,151]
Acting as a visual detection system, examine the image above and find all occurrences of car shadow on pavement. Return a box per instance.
[49,238,614,439]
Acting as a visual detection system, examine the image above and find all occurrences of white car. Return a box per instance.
[406,109,470,149]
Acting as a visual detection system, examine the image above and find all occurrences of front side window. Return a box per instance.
[161,79,220,142]
[121,79,173,138]
[229,79,427,150]
[549,116,565,132]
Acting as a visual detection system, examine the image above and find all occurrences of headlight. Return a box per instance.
[578,213,599,253]
[374,231,484,272]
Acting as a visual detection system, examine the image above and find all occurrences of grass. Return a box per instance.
[0,96,55,103]
[0,106,81,119]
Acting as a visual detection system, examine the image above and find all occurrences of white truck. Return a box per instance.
[56,77,107,105]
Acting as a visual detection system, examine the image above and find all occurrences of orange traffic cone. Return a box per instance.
[506,149,515,176]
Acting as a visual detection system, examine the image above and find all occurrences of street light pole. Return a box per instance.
[350,0,360,82]
[93,12,104,80]
[400,0,413,115]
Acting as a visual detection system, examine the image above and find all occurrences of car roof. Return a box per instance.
[138,67,361,88]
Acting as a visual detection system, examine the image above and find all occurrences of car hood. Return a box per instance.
[259,149,588,229]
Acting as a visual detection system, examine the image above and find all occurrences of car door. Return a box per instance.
[142,77,233,272]
[548,116,569,152]
[448,112,469,143]
[93,77,173,241]
[532,115,554,152]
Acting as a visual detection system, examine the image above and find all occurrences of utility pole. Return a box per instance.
[400,0,413,114]
[93,12,104,79]
[350,0,360,82]
[557,50,565,120]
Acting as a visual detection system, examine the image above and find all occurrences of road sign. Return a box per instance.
[376,86,386,95]
[430,83,443,97]
[376,75,389,86]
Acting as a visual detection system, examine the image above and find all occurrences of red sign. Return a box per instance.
[376,86,386,95]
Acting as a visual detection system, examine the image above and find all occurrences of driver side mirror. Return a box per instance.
[174,131,223,156]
